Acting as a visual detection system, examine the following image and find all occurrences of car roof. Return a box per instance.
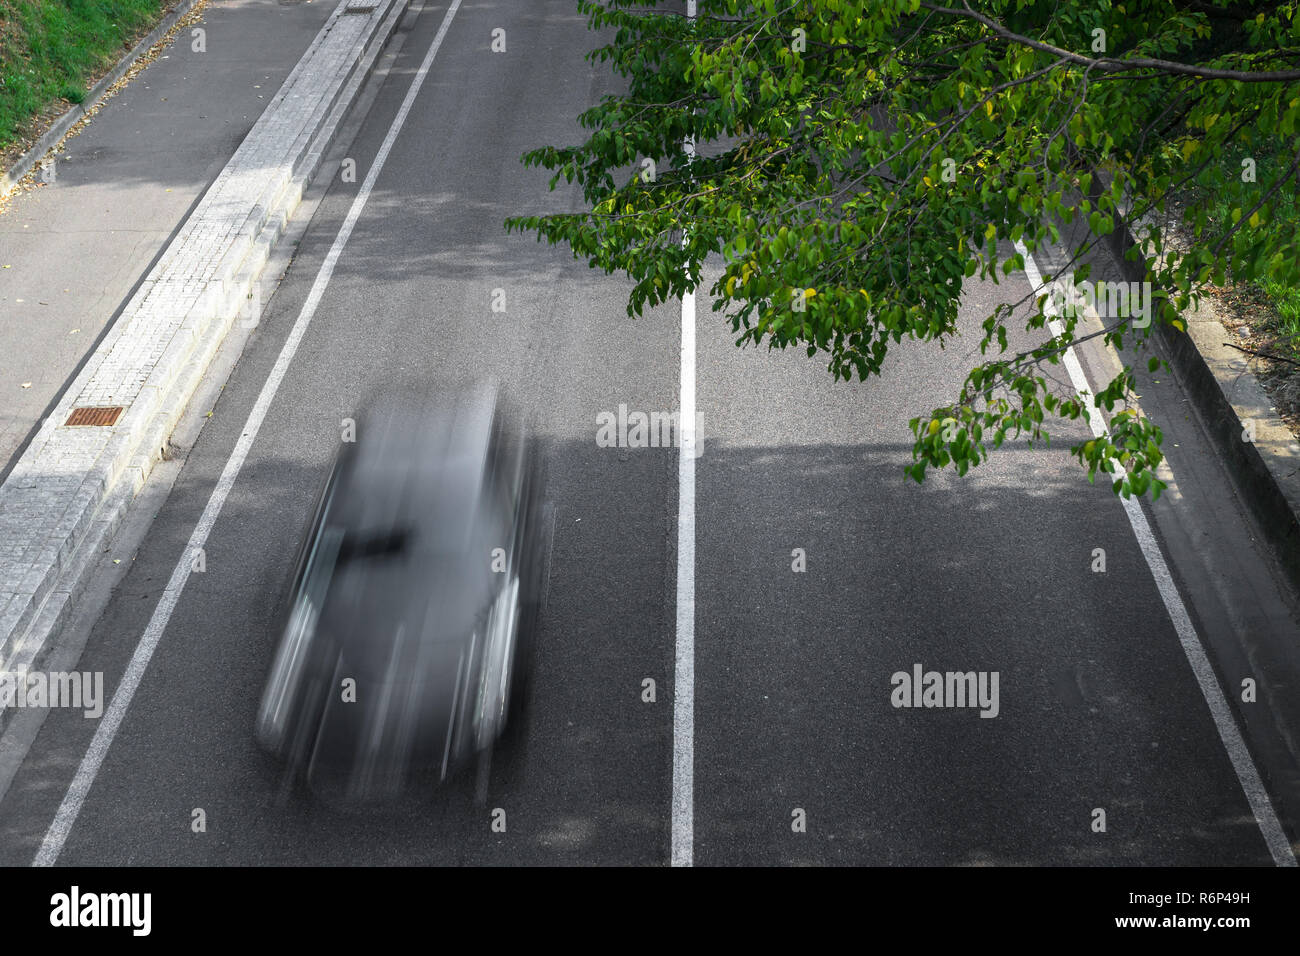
[332,381,503,539]
[311,383,509,656]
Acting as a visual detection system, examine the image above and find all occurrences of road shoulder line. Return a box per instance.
[32,0,464,870]
[0,0,408,725]
[1018,239,1297,868]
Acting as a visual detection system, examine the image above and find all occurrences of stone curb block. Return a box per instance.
[1085,170,1300,589]
[0,0,409,724]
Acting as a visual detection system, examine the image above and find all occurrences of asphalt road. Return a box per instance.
[0,0,1297,866]
[0,0,337,479]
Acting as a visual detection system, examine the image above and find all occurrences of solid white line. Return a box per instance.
[32,0,464,867]
[672,284,696,868]
[671,0,698,870]
[1016,239,1297,867]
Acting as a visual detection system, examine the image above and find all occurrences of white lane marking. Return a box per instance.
[672,2,697,867]
[672,284,696,868]
[1016,239,1297,867]
[33,0,465,867]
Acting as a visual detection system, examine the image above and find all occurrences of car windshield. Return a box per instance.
[326,444,486,559]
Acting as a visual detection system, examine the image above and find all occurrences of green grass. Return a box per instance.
[1260,277,1300,359]
[0,0,171,153]
[1184,135,1300,358]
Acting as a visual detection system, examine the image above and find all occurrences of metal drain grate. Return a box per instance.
[65,406,125,427]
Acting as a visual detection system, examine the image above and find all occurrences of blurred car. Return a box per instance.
[254,380,548,802]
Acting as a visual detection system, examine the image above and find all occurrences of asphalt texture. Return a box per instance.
[0,0,1296,866]
[0,0,335,478]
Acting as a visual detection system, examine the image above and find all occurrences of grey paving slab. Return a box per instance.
[0,0,406,698]
[0,0,338,476]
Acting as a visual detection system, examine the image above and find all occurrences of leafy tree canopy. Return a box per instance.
[506,0,1300,499]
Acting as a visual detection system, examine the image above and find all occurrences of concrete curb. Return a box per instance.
[1,0,205,198]
[0,0,410,720]
[1084,171,1300,590]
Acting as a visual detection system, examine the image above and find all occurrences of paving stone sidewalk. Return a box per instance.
[0,0,407,700]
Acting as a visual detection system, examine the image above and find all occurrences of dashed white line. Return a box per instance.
[1016,239,1297,868]
[33,0,464,867]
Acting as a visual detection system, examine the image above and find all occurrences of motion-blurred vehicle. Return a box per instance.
[254,380,548,802]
